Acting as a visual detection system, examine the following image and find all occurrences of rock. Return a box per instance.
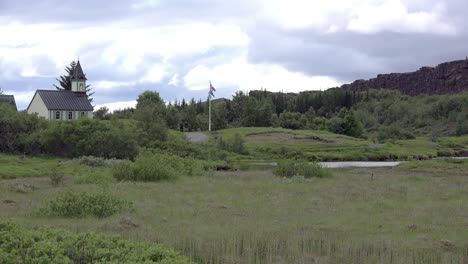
[341,59,468,95]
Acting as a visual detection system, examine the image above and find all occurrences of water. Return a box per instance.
[249,161,402,169]
[244,157,467,170]
[320,161,402,168]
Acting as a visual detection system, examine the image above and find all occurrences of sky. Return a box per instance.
[1,0,467,111]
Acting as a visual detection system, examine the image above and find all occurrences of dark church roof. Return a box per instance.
[0,95,17,110]
[34,90,93,111]
[71,60,87,81]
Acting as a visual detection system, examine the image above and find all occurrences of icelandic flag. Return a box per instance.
[209,81,216,98]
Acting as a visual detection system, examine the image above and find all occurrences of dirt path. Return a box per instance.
[184,132,209,143]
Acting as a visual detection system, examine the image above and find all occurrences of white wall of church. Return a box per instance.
[27,93,49,119]
[49,110,93,120]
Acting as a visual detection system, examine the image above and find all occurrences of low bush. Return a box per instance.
[217,133,248,155]
[49,164,64,187]
[297,161,332,178]
[274,159,332,178]
[378,125,415,142]
[0,221,190,263]
[112,151,211,182]
[39,191,131,218]
[274,160,297,178]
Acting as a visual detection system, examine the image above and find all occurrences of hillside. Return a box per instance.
[341,59,468,95]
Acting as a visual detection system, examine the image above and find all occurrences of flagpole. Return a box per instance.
[209,81,212,132]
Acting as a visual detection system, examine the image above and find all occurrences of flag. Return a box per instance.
[209,82,216,98]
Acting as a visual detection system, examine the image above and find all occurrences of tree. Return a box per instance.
[135,91,167,143]
[53,61,76,91]
[94,106,110,120]
[53,61,94,103]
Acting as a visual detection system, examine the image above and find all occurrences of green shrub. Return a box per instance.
[40,119,139,159]
[39,191,131,218]
[217,133,248,155]
[112,160,135,181]
[274,160,297,178]
[297,161,332,178]
[49,165,64,187]
[378,125,415,142]
[274,159,332,178]
[132,153,175,182]
[0,221,190,263]
[112,151,211,182]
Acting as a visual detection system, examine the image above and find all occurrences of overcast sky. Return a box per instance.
[1,0,467,110]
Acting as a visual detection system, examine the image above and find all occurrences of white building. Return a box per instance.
[27,61,94,120]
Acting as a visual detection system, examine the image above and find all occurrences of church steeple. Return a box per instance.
[71,60,87,93]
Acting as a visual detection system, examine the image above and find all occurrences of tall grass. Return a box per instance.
[274,159,332,178]
[39,191,132,218]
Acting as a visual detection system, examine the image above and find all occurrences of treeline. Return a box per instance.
[1,88,467,159]
[96,89,468,140]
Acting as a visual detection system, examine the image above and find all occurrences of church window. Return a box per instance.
[80,112,86,117]
[55,111,61,120]
[79,83,84,91]
[68,112,73,120]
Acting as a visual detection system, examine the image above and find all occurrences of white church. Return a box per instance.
[27,61,94,120]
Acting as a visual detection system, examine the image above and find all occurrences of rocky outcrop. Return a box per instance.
[341,59,468,95]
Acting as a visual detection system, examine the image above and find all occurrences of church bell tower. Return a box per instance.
[71,60,87,93]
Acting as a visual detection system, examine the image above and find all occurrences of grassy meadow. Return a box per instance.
[1,153,468,263]
[216,128,468,161]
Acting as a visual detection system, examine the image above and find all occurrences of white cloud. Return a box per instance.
[94,81,136,90]
[0,21,249,80]
[95,100,137,112]
[346,0,455,34]
[139,64,167,83]
[262,0,455,34]
[169,74,180,86]
[183,56,341,93]
[131,0,160,10]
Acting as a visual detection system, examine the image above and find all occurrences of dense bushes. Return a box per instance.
[0,222,189,263]
[41,119,139,159]
[216,133,247,155]
[0,106,140,159]
[274,160,331,178]
[326,109,364,138]
[0,104,46,153]
[39,191,131,218]
[112,150,210,182]
[378,125,416,142]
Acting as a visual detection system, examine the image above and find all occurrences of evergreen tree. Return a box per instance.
[53,61,95,103]
[53,61,76,91]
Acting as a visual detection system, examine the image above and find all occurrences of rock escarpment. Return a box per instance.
[341,59,468,95]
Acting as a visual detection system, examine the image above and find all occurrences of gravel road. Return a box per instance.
[184,132,209,143]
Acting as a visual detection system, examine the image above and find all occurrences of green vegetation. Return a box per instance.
[2,87,468,262]
[112,150,211,182]
[274,160,332,178]
[39,191,132,218]
[0,222,189,263]
[213,127,467,161]
[1,155,467,263]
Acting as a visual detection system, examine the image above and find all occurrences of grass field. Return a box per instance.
[1,154,467,263]
[215,127,468,161]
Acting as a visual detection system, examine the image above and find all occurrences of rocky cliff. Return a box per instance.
[341,59,468,95]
